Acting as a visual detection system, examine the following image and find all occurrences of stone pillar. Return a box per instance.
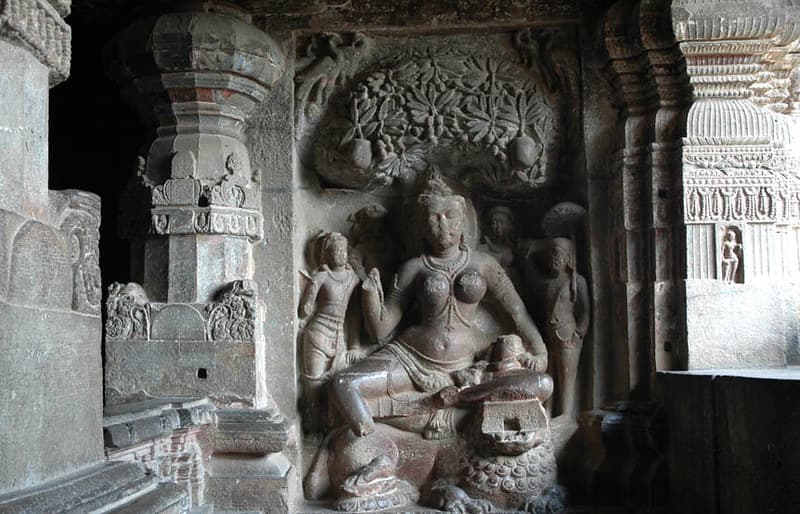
[0,0,103,493]
[639,0,691,373]
[0,1,189,511]
[103,3,294,512]
[673,0,800,369]
[604,0,660,398]
[104,2,285,409]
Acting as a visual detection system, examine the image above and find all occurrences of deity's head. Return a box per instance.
[322,232,349,268]
[725,229,737,242]
[416,172,467,253]
[485,205,514,241]
[549,237,575,275]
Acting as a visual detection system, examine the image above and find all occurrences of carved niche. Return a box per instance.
[297,30,580,194]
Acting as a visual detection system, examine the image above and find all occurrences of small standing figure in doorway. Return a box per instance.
[541,237,590,418]
[299,232,360,434]
[721,229,743,283]
[478,205,522,287]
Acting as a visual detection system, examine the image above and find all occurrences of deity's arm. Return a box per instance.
[575,274,591,338]
[362,259,416,339]
[484,256,547,358]
[299,273,321,318]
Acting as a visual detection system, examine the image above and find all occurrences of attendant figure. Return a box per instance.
[721,229,742,283]
[299,232,360,434]
[540,237,589,418]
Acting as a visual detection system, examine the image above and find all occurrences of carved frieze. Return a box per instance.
[150,207,263,242]
[683,146,800,223]
[106,280,261,342]
[0,0,71,84]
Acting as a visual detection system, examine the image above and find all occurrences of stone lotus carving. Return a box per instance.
[106,282,151,340]
[309,47,560,192]
[206,280,258,341]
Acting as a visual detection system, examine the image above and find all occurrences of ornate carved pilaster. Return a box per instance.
[605,0,660,397]
[640,0,692,373]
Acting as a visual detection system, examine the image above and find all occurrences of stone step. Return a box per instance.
[0,461,187,514]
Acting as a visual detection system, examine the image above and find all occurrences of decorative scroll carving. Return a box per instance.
[0,0,71,84]
[206,280,258,341]
[106,282,151,340]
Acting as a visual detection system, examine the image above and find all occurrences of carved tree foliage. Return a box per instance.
[302,42,565,194]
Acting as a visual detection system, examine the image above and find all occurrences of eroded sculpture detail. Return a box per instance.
[477,205,521,287]
[299,232,360,434]
[303,173,561,512]
[206,280,258,341]
[106,282,151,340]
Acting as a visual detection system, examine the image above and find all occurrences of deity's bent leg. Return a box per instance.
[329,356,395,436]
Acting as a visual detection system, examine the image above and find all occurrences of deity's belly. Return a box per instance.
[396,324,488,370]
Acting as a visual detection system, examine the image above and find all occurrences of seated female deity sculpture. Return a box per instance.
[328,174,550,438]
[299,232,360,433]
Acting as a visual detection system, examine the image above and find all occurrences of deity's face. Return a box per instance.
[549,243,570,275]
[423,196,465,253]
[489,212,512,240]
[326,237,348,268]
[726,231,737,242]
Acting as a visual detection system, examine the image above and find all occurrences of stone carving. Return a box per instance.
[295,32,372,131]
[310,47,559,191]
[299,232,360,434]
[106,282,151,340]
[304,173,560,512]
[57,191,102,314]
[0,0,72,84]
[150,208,263,241]
[477,205,521,287]
[531,238,590,418]
[206,280,258,341]
[720,227,743,283]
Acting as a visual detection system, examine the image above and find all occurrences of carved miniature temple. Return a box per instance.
[1,1,799,513]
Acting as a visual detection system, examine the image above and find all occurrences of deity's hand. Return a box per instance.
[362,268,381,293]
[519,351,548,373]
